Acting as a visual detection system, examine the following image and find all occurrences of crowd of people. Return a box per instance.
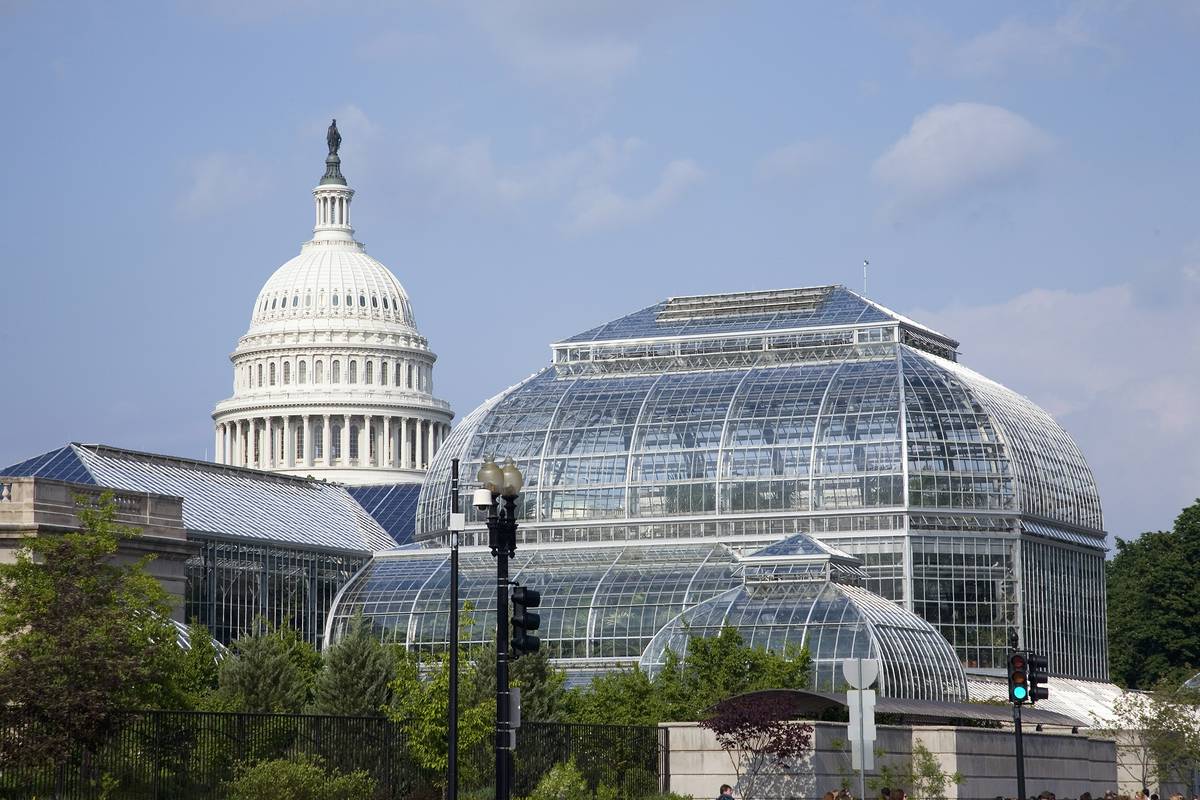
[714,785,1200,800]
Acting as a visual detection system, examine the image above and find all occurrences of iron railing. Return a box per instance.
[0,711,665,800]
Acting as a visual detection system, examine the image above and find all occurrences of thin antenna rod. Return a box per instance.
[863,258,869,295]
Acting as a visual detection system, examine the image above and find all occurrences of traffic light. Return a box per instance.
[1007,651,1029,704]
[1027,652,1049,703]
[511,585,541,656]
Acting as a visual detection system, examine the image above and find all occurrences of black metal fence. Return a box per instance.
[0,711,666,800]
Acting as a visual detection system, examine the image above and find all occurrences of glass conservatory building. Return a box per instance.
[330,285,1108,683]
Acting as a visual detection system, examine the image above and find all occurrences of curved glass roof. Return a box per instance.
[327,532,968,702]
[417,331,1102,540]
[639,578,967,702]
[325,539,743,662]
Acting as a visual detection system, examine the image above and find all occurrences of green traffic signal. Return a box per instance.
[1012,685,1027,700]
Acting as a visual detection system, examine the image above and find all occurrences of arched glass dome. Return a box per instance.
[640,579,968,702]
[409,286,1109,681]
[639,532,967,701]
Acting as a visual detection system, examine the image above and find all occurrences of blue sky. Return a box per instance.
[2,1,1197,541]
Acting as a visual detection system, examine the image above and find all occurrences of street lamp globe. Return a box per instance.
[500,458,524,498]
[477,458,503,495]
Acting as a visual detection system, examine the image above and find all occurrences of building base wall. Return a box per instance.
[662,721,1117,800]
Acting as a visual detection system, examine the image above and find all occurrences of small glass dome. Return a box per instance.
[639,534,968,702]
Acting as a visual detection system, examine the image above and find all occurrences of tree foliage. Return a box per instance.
[0,492,182,765]
[701,692,814,800]
[1094,681,1200,791]
[177,622,223,709]
[217,619,321,713]
[224,756,376,800]
[311,613,395,716]
[869,740,963,800]
[387,649,493,790]
[1108,499,1200,688]
[564,626,812,725]
[467,640,569,723]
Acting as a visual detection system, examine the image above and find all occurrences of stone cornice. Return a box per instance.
[212,397,455,420]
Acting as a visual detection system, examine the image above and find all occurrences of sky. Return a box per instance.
[1,1,1197,543]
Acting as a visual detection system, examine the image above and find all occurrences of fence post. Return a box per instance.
[658,726,670,795]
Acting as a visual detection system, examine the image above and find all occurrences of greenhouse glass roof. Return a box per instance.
[2,443,396,553]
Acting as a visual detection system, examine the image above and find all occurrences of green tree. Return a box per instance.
[1108,499,1200,688]
[217,620,320,713]
[177,622,223,709]
[869,740,963,800]
[468,640,569,723]
[564,627,811,725]
[388,649,493,791]
[1094,681,1200,791]
[311,613,395,716]
[560,666,664,726]
[224,756,376,800]
[0,492,182,765]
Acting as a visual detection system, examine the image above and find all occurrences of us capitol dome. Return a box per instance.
[212,121,453,485]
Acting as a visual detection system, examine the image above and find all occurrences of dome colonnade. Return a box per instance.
[212,120,453,484]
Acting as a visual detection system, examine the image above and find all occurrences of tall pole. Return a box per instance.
[448,459,460,800]
[1013,700,1026,800]
[493,497,514,800]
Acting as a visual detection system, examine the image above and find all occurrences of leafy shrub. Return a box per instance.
[224,757,376,800]
[529,760,590,800]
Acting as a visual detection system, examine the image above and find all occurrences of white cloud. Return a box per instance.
[464,1,691,93]
[177,153,267,217]
[914,271,1200,540]
[873,103,1053,220]
[948,14,1096,77]
[903,7,1108,78]
[405,134,702,234]
[755,139,836,183]
[567,158,705,234]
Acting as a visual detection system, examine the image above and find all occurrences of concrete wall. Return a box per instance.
[0,477,195,618]
[663,721,1117,800]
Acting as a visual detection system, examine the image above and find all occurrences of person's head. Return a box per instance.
[881,789,890,800]
[720,786,732,797]
[1080,792,1092,800]
[823,792,835,800]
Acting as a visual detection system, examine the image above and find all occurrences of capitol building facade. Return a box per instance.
[210,121,453,485]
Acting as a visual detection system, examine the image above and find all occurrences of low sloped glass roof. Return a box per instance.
[2,444,395,554]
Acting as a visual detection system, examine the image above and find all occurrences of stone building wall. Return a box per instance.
[662,721,1118,800]
[0,477,195,618]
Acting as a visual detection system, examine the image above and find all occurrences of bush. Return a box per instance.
[529,760,590,800]
[224,757,376,800]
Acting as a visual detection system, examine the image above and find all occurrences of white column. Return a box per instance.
[364,414,374,466]
[415,418,424,469]
[302,415,312,467]
[399,417,408,469]
[264,418,274,468]
[284,416,295,468]
[323,414,332,466]
[342,414,352,465]
[383,417,392,467]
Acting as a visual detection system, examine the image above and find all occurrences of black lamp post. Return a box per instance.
[473,457,524,800]
[447,458,463,800]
